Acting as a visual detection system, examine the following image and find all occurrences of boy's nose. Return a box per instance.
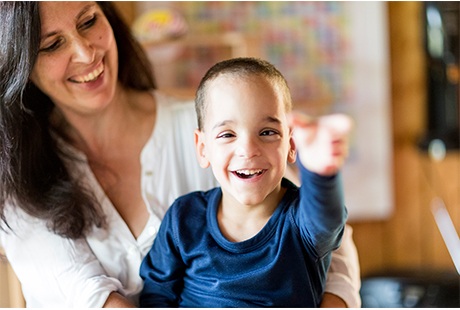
[235,136,261,158]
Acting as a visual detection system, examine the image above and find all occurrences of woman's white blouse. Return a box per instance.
[0,92,217,307]
[0,91,360,307]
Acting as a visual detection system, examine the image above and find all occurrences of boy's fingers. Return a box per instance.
[317,114,353,136]
[288,111,317,128]
[288,112,352,176]
[288,112,318,145]
[289,112,353,148]
[288,112,353,135]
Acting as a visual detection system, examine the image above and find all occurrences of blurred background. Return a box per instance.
[2,1,460,307]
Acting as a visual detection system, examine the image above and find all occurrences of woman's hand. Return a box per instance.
[320,292,348,308]
[103,292,136,308]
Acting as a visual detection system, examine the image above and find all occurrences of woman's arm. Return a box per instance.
[0,208,124,307]
[321,225,361,308]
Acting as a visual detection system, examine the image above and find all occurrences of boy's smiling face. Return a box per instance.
[195,74,296,207]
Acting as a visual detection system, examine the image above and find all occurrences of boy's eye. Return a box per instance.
[260,129,279,136]
[217,132,235,139]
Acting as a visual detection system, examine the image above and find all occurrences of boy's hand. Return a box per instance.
[288,112,352,176]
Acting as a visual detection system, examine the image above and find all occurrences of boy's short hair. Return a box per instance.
[195,57,292,130]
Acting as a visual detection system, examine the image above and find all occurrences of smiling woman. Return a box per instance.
[30,2,119,114]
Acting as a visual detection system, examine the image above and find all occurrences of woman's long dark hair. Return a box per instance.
[0,2,156,239]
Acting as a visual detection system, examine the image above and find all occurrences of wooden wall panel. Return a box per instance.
[390,145,425,268]
[349,222,385,276]
[351,1,460,278]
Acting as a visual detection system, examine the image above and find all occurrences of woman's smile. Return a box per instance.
[69,62,104,83]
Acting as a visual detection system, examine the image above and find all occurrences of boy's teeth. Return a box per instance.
[236,169,262,175]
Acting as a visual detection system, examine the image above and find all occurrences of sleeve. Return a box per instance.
[286,163,361,307]
[324,224,362,308]
[0,208,123,308]
[297,163,347,259]
[139,204,184,307]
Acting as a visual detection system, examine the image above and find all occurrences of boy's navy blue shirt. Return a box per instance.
[139,164,347,307]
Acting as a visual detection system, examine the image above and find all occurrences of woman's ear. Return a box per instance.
[194,129,210,168]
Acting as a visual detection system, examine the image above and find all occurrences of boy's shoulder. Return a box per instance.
[169,187,222,215]
[166,187,222,230]
[176,187,220,203]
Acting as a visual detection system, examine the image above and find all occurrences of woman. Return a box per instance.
[0,2,360,307]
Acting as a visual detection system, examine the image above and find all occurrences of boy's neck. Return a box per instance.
[217,186,286,242]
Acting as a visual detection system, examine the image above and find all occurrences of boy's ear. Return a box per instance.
[194,129,210,168]
[287,130,297,164]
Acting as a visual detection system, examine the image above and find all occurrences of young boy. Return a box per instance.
[139,57,351,307]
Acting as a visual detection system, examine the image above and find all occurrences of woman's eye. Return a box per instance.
[79,15,97,30]
[39,38,63,53]
[38,14,97,53]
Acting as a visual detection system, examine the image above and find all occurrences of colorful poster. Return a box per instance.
[136,1,393,220]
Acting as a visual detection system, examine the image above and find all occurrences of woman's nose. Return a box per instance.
[70,36,95,63]
[235,136,261,158]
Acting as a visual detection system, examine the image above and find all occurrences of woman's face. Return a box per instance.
[30,1,119,116]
